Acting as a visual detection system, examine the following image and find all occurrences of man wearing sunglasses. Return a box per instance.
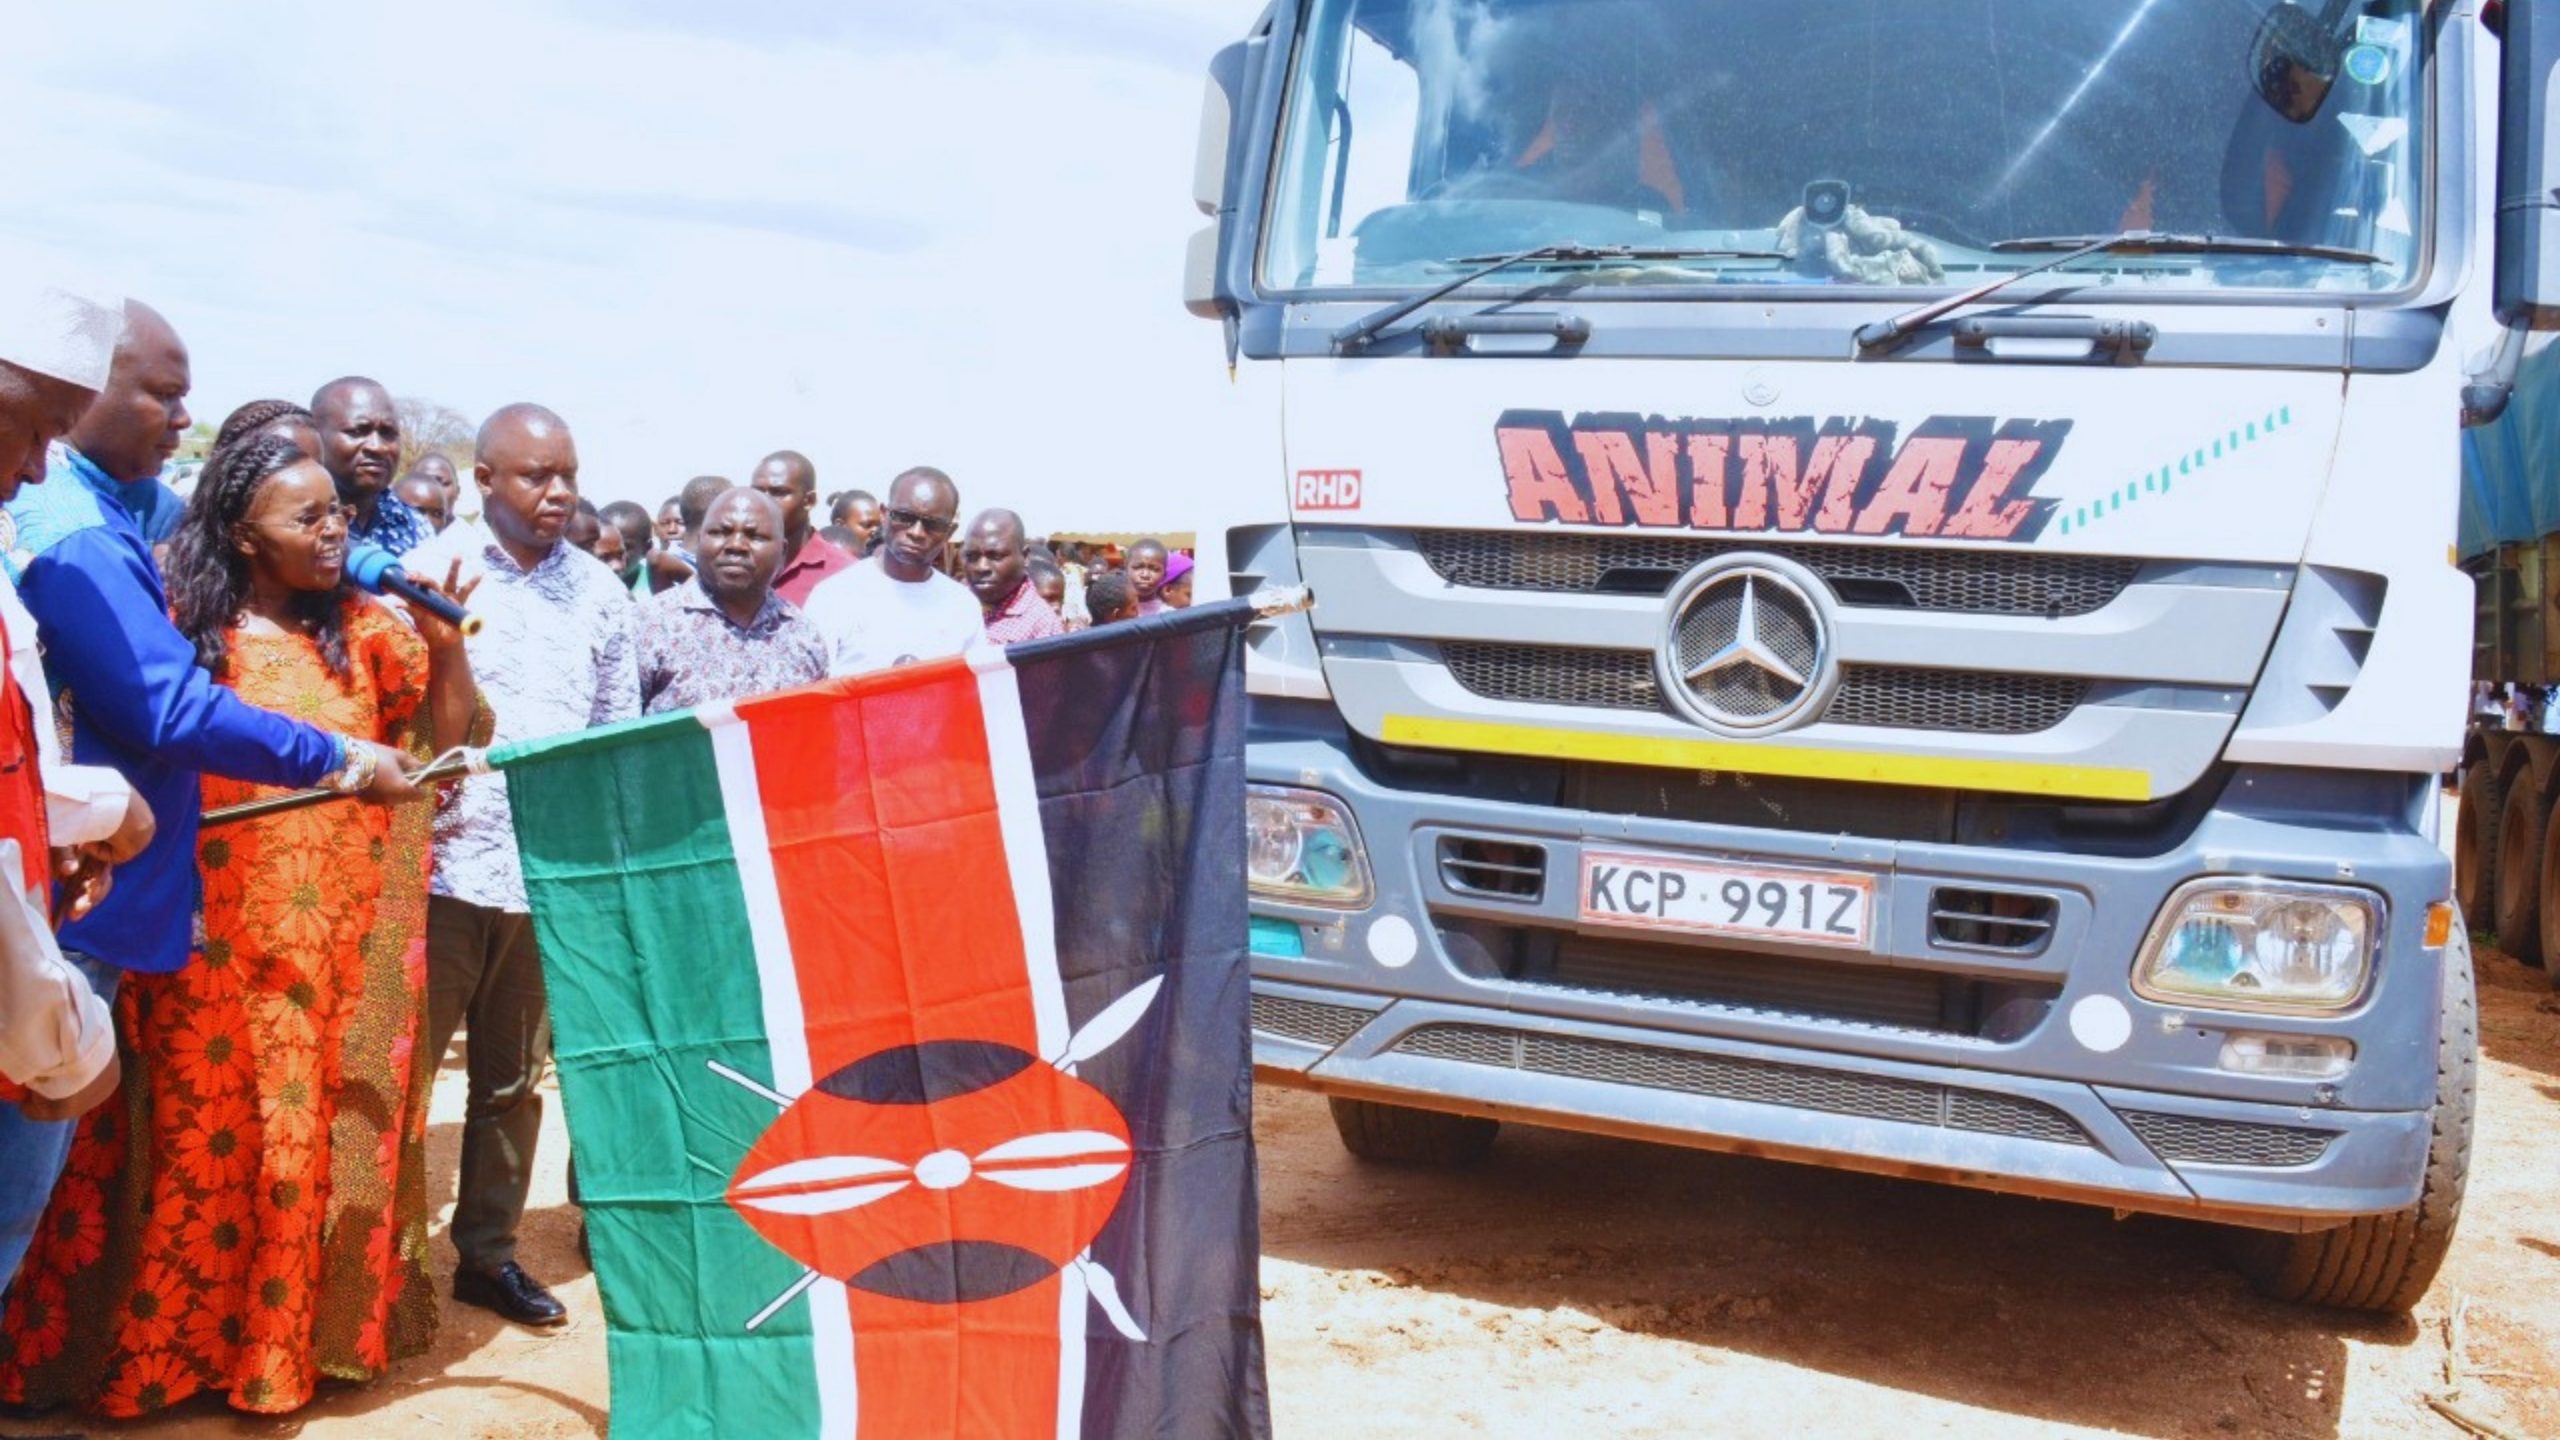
[802,465,986,677]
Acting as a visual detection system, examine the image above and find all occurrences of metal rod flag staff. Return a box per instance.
[197,586,1315,831]
[200,749,492,830]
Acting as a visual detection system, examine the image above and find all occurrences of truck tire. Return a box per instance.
[2455,765,2501,932]
[2495,781,2548,965]
[2227,920,2475,1313]
[2541,799,2560,985]
[1327,1097,1499,1167]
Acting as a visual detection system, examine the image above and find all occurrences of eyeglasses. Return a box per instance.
[884,507,956,537]
[253,502,357,537]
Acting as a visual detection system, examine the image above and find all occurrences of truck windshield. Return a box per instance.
[1263,0,2427,296]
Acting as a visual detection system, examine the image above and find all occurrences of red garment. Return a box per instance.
[0,614,58,1109]
[981,579,1065,646]
[772,533,854,608]
[0,616,52,893]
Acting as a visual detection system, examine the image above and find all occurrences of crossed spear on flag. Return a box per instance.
[705,975,1164,1340]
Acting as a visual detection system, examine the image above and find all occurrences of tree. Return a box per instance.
[395,397,473,476]
[174,420,220,463]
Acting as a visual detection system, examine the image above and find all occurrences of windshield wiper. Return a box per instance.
[1331,242,1787,354]
[1853,229,2384,354]
[1992,232,2385,265]
[1436,245,1787,267]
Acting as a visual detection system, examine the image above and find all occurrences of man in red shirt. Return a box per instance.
[962,508,1065,646]
[750,450,852,607]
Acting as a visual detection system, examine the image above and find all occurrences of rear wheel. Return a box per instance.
[2455,765,2501,933]
[2539,801,2560,986]
[1328,1097,1500,1167]
[2494,780,2548,965]
[2227,921,2475,1312]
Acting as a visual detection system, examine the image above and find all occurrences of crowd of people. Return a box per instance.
[2476,679,2560,735]
[0,285,1198,1421]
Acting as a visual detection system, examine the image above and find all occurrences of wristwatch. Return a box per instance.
[321,737,377,795]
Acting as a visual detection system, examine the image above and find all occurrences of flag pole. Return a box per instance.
[200,750,487,830]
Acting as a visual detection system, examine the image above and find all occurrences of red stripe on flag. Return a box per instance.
[733,659,1074,1438]
[741,661,1042,1071]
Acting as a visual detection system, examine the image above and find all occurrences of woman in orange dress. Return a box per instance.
[0,434,478,1417]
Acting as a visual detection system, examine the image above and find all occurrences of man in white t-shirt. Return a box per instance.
[803,466,986,676]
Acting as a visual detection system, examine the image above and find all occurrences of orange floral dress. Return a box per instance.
[0,599,437,1417]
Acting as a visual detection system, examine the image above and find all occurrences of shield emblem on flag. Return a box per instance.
[500,608,1269,1439]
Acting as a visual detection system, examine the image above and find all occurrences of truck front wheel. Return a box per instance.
[2225,920,2475,1313]
[1328,1097,1500,1167]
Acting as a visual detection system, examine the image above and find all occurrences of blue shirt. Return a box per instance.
[350,492,431,557]
[4,450,344,972]
[57,448,184,547]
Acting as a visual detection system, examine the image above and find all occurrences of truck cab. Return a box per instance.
[1190,0,2560,1311]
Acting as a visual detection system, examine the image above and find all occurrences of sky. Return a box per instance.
[0,0,1265,533]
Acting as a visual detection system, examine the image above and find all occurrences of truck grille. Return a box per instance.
[1439,642,2088,736]
[1391,1024,2090,1147]
[1542,937,1954,1032]
[1414,530,2139,617]
[2118,1110,2338,1168]
[1437,836,1547,901]
[1249,993,1373,1050]
[1928,886,2061,955]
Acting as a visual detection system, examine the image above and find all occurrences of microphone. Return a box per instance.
[345,543,482,637]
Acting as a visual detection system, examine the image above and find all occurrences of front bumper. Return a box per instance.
[1247,702,2451,1228]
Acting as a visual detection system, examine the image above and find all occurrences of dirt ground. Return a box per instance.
[6,956,2557,1439]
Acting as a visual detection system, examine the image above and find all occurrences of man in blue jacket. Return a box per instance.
[0,299,421,1280]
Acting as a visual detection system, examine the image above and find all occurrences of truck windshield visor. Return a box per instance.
[1262,0,2428,296]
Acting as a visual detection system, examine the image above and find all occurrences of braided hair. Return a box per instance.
[168,434,352,681]
[211,398,315,453]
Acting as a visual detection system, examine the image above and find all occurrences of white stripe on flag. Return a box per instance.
[966,647,1071,1062]
[702,704,860,1440]
[965,646,1085,1440]
[1055,1258,1090,1440]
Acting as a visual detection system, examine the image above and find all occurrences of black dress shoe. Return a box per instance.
[454,1261,569,1327]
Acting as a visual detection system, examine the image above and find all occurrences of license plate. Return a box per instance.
[1579,850,1874,949]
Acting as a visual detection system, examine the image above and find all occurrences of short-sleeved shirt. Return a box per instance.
[772,532,855,609]
[350,491,433,558]
[802,558,989,678]
[981,579,1065,646]
[637,579,827,715]
[403,525,640,913]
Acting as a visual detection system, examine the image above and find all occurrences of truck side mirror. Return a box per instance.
[2251,2,2348,124]
[2497,0,2560,327]
[1186,42,1250,320]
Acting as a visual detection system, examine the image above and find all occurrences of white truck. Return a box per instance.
[1186,0,2560,1312]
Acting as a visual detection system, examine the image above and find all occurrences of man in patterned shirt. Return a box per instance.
[403,402,638,1329]
[961,508,1065,646]
[312,376,432,556]
[637,488,825,715]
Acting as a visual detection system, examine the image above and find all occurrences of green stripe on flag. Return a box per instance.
[508,719,825,1440]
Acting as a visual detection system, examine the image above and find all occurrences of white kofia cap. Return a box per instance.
[0,285,124,391]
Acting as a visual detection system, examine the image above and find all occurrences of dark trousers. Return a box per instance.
[425,895,551,1271]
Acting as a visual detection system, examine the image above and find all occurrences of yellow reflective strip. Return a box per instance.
[1378,715,2153,802]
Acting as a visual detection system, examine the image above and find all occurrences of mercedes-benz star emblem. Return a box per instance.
[1655,555,1840,737]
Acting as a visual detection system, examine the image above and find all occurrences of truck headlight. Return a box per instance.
[1247,785,1372,907]
[2132,880,2381,1012]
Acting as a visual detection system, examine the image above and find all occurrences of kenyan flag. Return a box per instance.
[499,606,1267,1439]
